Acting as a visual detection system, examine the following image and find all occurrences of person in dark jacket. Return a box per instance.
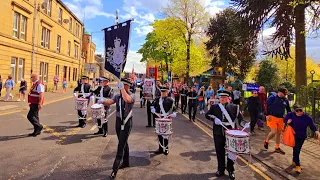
[205,90,245,180]
[264,88,291,155]
[244,90,261,135]
[284,104,320,174]
[188,86,198,122]
[180,85,188,114]
[73,76,91,128]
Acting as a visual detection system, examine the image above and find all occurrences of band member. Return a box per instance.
[91,77,113,137]
[27,73,44,137]
[188,86,198,122]
[205,90,245,180]
[173,84,180,108]
[150,81,162,127]
[101,78,135,179]
[151,86,177,155]
[180,85,188,114]
[73,76,91,128]
[139,83,146,108]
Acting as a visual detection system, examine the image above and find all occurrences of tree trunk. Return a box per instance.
[295,5,307,91]
[186,33,191,86]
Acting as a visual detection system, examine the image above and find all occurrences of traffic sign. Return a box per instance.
[84,63,96,73]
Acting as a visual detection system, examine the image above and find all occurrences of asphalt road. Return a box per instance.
[0,88,276,180]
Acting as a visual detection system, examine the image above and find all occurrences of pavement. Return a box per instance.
[191,104,320,180]
[0,87,281,180]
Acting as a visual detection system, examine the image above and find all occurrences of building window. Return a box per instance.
[73,68,77,81]
[68,67,71,81]
[18,58,24,81]
[69,18,72,32]
[58,8,62,24]
[74,44,79,58]
[43,0,51,16]
[57,35,61,53]
[11,57,17,81]
[13,12,27,40]
[39,62,49,82]
[63,66,67,79]
[41,27,50,48]
[55,65,59,76]
[75,23,80,37]
[68,41,71,56]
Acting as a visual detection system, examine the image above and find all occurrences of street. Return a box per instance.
[0,87,276,180]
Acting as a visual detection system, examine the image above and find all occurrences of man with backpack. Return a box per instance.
[264,88,291,155]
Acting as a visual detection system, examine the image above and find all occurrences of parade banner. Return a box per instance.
[143,78,154,98]
[103,20,132,79]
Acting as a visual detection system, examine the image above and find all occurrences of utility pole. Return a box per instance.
[31,0,38,75]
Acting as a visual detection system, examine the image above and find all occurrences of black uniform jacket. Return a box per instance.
[205,103,244,136]
[152,97,176,117]
[74,83,91,99]
[188,91,198,103]
[180,89,188,96]
[91,85,113,99]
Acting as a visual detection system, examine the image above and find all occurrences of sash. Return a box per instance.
[218,103,235,129]
[119,97,133,130]
[159,98,167,117]
[100,86,104,98]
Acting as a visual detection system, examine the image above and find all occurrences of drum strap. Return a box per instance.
[122,110,132,130]
[218,103,235,129]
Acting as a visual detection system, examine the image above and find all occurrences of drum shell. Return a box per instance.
[75,98,89,110]
[155,118,172,135]
[91,104,105,119]
[225,129,250,154]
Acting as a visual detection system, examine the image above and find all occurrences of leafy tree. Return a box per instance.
[231,0,320,89]
[206,8,257,81]
[163,0,209,85]
[257,59,280,89]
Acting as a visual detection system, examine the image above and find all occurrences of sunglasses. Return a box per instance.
[295,109,303,113]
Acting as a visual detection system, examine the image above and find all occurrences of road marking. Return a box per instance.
[89,110,116,131]
[42,124,61,138]
[180,113,272,180]
[0,96,73,116]
[41,156,66,179]
[0,105,18,111]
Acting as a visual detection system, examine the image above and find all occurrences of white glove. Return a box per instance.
[73,93,77,97]
[97,99,103,104]
[243,122,250,129]
[118,82,124,90]
[214,118,222,125]
[171,112,177,118]
[151,107,156,113]
[90,96,95,102]
[228,152,237,161]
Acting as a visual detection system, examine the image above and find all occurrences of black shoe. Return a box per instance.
[164,149,169,155]
[110,171,117,179]
[81,124,86,128]
[215,170,225,177]
[192,118,196,122]
[228,171,235,180]
[154,149,163,154]
[28,132,36,137]
[94,130,103,135]
[103,132,108,137]
[146,125,152,128]
[76,124,82,127]
[34,126,43,136]
[275,148,286,155]
[264,140,269,150]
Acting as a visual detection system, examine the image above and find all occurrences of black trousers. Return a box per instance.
[181,96,187,113]
[146,100,155,126]
[113,117,132,172]
[27,104,42,132]
[96,111,108,133]
[188,101,197,120]
[249,110,260,132]
[140,98,146,108]
[174,96,180,108]
[77,110,87,125]
[158,135,169,151]
[214,134,234,172]
[233,99,240,105]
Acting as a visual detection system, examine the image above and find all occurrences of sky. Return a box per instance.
[64,0,320,73]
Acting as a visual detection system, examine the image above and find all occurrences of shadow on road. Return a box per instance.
[156,173,222,180]
[180,150,216,162]
[0,134,30,142]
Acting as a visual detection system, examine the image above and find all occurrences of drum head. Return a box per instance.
[226,130,249,136]
[91,104,103,109]
[77,98,87,101]
[155,118,172,122]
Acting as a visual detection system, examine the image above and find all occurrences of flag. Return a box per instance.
[103,20,132,79]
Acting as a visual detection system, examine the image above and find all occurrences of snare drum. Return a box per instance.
[91,104,105,119]
[75,98,88,110]
[225,129,250,154]
[155,118,172,135]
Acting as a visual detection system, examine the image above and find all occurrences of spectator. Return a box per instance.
[62,78,67,93]
[206,86,214,105]
[244,90,261,135]
[284,104,320,174]
[17,78,27,102]
[0,75,2,98]
[233,88,241,105]
[226,86,234,103]
[258,86,267,114]
[4,75,14,101]
[198,86,206,114]
[207,94,219,110]
[53,75,59,92]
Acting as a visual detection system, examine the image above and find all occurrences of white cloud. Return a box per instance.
[140,13,155,22]
[123,0,167,12]
[205,0,226,16]
[124,51,146,73]
[134,26,153,37]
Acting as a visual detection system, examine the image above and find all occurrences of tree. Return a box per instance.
[257,59,280,90]
[163,0,209,85]
[206,8,257,80]
[231,0,320,89]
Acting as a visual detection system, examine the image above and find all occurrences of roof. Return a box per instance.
[57,0,84,26]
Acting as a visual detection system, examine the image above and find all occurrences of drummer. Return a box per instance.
[205,90,245,180]
[73,75,91,128]
[151,86,177,155]
[90,76,114,137]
